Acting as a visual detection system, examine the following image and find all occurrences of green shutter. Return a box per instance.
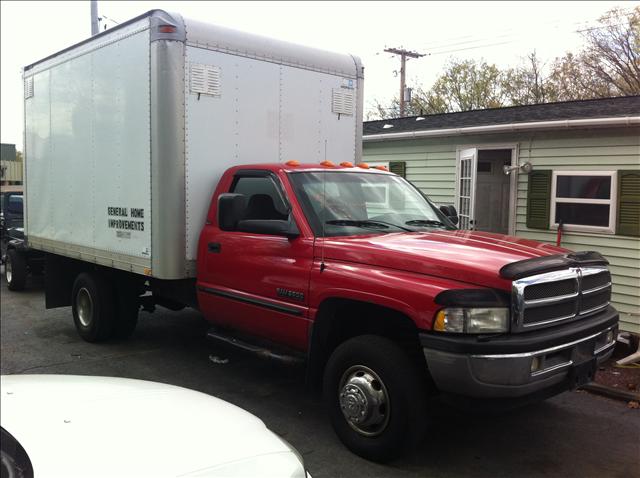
[617,170,640,237]
[389,161,406,178]
[526,170,551,230]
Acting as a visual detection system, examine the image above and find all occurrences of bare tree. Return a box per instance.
[503,51,553,105]
[580,7,640,96]
[548,52,615,100]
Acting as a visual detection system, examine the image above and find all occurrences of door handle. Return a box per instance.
[208,242,221,253]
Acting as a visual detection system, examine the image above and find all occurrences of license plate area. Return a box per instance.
[570,358,597,388]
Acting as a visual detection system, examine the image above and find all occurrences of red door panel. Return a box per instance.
[196,169,314,351]
[198,230,313,350]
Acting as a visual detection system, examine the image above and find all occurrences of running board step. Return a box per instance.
[207,329,305,366]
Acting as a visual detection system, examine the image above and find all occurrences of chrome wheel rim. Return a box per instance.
[5,258,12,284]
[76,287,93,327]
[338,365,390,437]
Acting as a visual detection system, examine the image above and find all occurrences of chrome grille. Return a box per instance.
[512,266,611,332]
[523,278,577,300]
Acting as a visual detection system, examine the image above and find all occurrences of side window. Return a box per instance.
[231,176,288,221]
[7,195,23,214]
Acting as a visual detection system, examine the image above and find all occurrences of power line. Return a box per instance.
[414,8,636,54]
[99,14,120,26]
[426,19,633,57]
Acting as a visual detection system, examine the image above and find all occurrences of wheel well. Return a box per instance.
[44,253,145,309]
[307,298,430,391]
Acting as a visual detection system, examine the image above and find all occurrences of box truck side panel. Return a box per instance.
[183,45,359,262]
[25,29,152,272]
[184,46,281,262]
[279,66,357,165]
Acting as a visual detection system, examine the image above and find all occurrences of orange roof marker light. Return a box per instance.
[320,160,335,167]
[357,163,370,169]
[374,165,388,171]
[340,162,354,167]
[285,160,300,167]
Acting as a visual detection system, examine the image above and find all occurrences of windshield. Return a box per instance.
[288,171,455,237]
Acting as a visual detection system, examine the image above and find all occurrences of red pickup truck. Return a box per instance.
[194,162,618,461]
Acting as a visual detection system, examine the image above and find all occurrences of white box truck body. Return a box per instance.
[23,10,363,280]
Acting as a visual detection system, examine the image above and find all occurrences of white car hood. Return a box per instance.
[0,375,305,477]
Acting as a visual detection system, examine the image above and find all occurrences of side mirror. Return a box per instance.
[439,205,459,225]
[218,193,247,231]
[236,218,300,238]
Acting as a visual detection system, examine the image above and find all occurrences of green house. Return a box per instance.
[363,96,640,333]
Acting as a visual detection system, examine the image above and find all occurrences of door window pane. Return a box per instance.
[232,176,288,220]
[555,203,610,227]
[556,176,611,199]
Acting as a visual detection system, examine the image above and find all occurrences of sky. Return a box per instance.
[1,0,636,151]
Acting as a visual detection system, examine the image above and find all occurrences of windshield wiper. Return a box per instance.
[325,219,412,232]
[405,219,447,228]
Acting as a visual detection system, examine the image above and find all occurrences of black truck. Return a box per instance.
[1,186,43,290]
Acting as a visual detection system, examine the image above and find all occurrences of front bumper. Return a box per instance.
[421,306,618,399]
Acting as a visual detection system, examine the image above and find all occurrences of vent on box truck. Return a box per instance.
[24,77,34,99]
[190,63,221,97]
[332,88,354,116]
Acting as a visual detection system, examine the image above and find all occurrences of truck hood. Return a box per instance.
[322,230,568,290]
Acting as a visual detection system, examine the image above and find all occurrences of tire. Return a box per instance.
[5,249,27,291]
[323,335,428,463]
[71,272,116,342]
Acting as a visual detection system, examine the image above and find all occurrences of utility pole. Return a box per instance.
[90,0,99,36]
[384,47,425,117]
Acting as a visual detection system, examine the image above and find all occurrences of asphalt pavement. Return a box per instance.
[1,270,639,478]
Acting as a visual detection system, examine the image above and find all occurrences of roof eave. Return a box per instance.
[363,116,640,142]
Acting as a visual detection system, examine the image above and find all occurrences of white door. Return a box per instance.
[456,148,477,230]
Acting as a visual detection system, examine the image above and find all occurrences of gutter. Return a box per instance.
[363,116,640,142]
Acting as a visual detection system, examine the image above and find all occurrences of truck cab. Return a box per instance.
[196,162,618,462]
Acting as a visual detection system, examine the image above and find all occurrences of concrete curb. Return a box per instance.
[582,382,640,402]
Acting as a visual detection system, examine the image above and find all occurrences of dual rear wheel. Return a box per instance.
[71,272,139,342]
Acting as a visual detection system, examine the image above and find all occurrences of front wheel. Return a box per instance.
[323,335,428,463]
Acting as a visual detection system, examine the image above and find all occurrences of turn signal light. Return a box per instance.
[320,160,335,167]
[285,160,300,167]
[340,162,354,167]
[433,310,447,332]
[357,163,370,169]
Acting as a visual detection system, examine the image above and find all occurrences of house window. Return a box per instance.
[550,171,617,233]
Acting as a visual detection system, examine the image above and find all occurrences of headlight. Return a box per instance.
[433,307,509,333]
